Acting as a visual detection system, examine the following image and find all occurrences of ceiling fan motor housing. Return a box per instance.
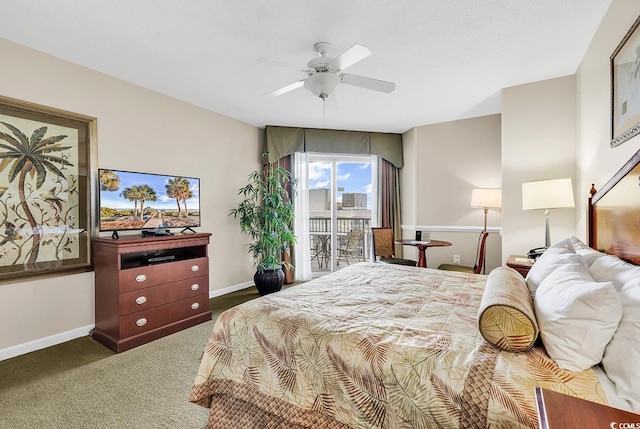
[307,56,332,72]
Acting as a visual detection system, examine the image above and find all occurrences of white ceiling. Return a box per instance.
[1,1,612,134]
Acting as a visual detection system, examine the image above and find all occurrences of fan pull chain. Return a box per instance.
[323,97,326,127]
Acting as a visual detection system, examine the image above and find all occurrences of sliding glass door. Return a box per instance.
[307,154,376,275]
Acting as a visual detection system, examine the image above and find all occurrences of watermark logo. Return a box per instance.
[610,422,640,429]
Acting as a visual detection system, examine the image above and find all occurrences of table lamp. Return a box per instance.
[470,188,502,231]
[522,178,575,248]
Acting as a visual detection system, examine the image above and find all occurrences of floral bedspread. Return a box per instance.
[190,262,606,428]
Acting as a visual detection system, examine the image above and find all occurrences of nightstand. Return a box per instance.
[535,386,640,428]
[506,254,535,277]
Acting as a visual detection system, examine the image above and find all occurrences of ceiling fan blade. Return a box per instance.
[265,80,305,97]
[341,73,396,93]
[329,44,371,72]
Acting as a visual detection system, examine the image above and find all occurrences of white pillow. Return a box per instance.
[567,236,588,251]
[590,254,640,291]
[525,246,587,296]
[577,248,606,267]
[567,236,605,266]
[534,263,622,372]
[551,237,576,252]
[602,279,640,413]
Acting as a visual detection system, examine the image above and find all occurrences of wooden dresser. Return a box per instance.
[92,232,212,353]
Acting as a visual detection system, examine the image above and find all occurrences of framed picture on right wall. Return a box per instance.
[611,14,640,148]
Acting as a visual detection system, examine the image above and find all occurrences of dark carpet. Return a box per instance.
[0,283,298,428]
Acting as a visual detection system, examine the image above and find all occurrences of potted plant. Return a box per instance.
[230,154,297,295]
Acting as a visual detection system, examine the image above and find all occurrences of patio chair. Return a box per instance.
[337,229,364,265]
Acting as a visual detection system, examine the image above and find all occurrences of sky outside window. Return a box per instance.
[308,161,371,208]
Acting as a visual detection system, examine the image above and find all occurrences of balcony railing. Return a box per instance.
[309,217,370,234]
[309,216,371,270]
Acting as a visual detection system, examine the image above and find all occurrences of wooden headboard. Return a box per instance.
[589,148,640,265]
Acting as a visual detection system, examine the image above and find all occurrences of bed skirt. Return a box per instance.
[191,379,351,429]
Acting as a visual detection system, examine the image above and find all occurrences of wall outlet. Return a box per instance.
[453,255,461,265]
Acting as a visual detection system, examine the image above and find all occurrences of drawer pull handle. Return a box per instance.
[135,274,147,283]
[190,284,200,291]
[135,296,147,305]
[191,303,200,310]
[136,318,147,327]
[191,265,200,272]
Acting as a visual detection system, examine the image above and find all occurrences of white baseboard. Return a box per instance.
[209,281,254,298]
[0,281,256,362]
[0,324,94,362]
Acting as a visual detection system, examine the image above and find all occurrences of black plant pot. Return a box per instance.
[253,268,285,296]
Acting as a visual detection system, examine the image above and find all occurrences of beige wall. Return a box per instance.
[501,76,577,259]
[4,0,640,360]
[401,1,640,270]
[501,0,640,258]
[576,0,640,236]
[0,39,261,356]
[400,127,418,228]
[401,115,502,271]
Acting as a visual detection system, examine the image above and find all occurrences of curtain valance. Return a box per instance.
[265,125,403,168]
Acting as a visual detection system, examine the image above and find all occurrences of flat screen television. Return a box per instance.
[98,168,200,236]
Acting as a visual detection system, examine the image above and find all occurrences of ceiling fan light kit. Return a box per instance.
[266,42,396,100]
[304,72,340,99]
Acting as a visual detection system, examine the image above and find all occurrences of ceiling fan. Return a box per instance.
[266,42,396,100]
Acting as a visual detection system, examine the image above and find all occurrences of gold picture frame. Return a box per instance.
[611,15,640,147]
[0,96,97,281]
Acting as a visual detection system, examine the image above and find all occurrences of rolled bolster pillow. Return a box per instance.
[478,266,539,352]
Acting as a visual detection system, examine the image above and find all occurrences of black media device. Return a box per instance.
[141,228,173,237]
[146,254,176,264]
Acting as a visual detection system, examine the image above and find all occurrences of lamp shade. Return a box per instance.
[522,178,575,210]
[470,188,502,209]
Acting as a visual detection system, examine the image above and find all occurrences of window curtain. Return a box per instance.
[378,157,405,257]
[265,125,403,168]
[266,125,405,273]
[292,152,312,281]
[272,155,295,284]
[262,156,295,284]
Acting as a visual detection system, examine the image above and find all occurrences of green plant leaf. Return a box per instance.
[231,153,297,271]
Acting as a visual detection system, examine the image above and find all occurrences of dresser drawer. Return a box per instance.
[119,293,210,339]
[119,257,209,292]
[119,275,208,316]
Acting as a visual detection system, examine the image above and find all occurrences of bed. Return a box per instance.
[190,150,640,428]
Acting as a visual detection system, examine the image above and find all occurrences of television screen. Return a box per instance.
[98,169,200,232]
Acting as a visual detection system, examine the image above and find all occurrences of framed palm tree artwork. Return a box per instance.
[0,96,97,281]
